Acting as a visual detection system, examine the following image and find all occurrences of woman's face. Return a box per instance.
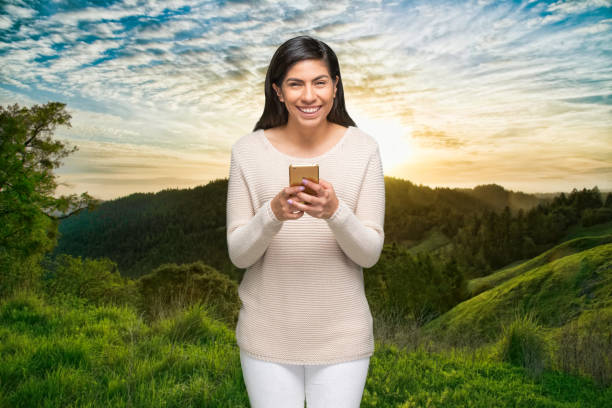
[272,58,339,128]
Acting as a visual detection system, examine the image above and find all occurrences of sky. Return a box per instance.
[1,0,611,201]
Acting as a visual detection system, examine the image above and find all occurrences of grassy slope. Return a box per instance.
[467,234,612,297]
[424,242,612,343]
[2,292,610,407]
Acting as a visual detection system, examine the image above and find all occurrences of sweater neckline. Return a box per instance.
[259,125,353,162]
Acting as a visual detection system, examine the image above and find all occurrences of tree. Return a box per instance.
[604,192,612,208]
[0,102,100,295]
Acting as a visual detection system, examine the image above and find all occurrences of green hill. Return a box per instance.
[467,235,612,297]
[424,242,612,344]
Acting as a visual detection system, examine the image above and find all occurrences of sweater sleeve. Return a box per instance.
[325,144,385,268]
[226,147,283,269]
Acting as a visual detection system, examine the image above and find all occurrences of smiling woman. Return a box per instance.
[272,59,337,125]
[253,36,354,132]
[226,35,386,408]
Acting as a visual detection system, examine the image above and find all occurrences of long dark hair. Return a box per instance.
[253,35,356,131]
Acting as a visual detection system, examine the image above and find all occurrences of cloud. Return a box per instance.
[54,137,230,200]
[4,4,37,19]
[0,15,12,29]
[411,127,466,148]
[131,17,201,39]
[45,5,141,26]
[547,0,611,15]
[563,94,612,105]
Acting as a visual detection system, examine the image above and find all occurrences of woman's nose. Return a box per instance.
[301,84,315,101]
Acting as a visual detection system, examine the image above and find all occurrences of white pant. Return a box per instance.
[239,349,370,408]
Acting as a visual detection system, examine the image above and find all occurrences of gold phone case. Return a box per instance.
[289,164,319,203]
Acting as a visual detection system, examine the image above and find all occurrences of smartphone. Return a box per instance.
[289,164,319,203]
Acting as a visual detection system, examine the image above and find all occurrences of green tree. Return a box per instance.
[605,192,612,208]
[0,102,100,295]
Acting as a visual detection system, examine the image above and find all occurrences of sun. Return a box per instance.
[350,113,415,173]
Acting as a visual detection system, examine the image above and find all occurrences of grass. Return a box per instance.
[0,290,248,408]
[1,290,611,407]
[363,344,611,408]
[425,243,612,343]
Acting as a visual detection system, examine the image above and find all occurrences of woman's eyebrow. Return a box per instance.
[285,75,330,82]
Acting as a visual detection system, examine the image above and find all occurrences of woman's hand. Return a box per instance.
[271,185,306,221]
[288,178,339,219]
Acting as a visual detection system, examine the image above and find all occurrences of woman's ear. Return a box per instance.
[272,83,284,102]
[334,75,339,98]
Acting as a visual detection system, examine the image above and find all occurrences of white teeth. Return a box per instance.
[299,106,320,113]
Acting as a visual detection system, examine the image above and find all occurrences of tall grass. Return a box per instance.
[0,289,248,407]
[555,308,612,386]
[497,311,550,379]
[372,306,427,353]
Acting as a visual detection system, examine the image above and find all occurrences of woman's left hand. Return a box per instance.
[288,178,339,219]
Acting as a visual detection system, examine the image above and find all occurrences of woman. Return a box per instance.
[226,35,385,407]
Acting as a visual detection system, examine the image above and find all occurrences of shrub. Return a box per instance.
[498,311,550,378]
[137,261,240,328]
[153,303,233,346]
[0,251,45,299]
[0,290,50,327]
[40,254,139,308]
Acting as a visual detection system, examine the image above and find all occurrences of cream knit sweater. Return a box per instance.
[226,125,385,365]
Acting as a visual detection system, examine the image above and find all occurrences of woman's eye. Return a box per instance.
[287,82,326,87]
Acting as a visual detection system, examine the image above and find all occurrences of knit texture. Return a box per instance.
[226,125,385,365]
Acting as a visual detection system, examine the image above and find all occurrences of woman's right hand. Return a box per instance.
[271,185,306,221]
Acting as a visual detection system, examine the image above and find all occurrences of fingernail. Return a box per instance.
[299,186,305,191]
[288,199,293,204]
[302,178,307,185]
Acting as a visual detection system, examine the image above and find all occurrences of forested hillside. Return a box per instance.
[53,176,612,282]
[52,179,235,280]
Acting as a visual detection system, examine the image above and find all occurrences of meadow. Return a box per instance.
[1,289,611,407]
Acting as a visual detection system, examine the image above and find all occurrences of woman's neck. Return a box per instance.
[281,119,335,149]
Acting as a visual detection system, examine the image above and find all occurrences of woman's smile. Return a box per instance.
[297,105,322,116]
